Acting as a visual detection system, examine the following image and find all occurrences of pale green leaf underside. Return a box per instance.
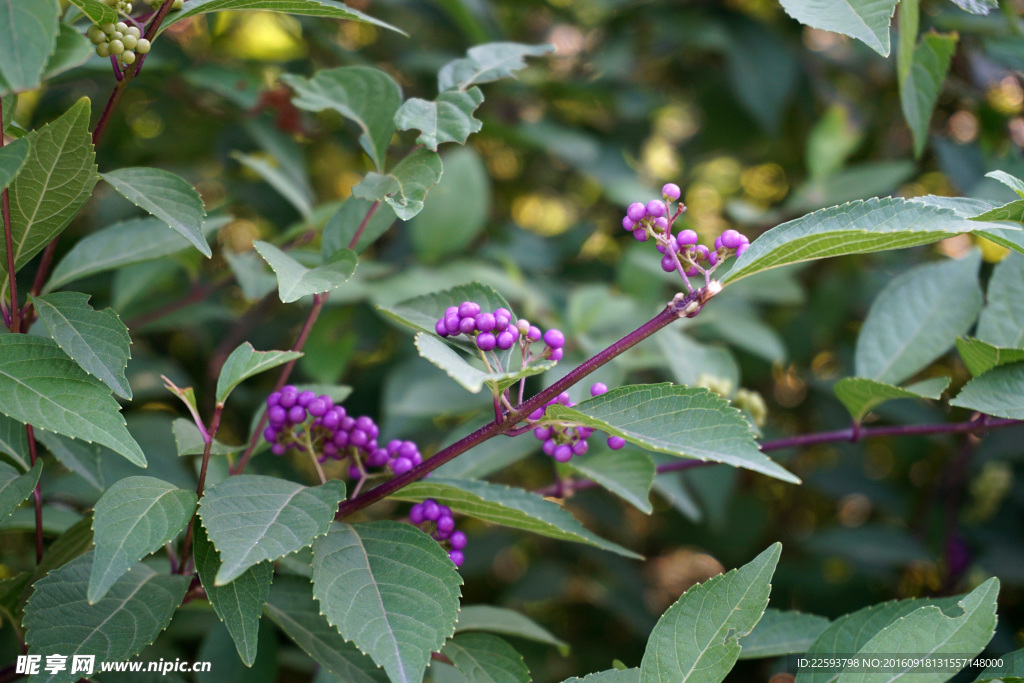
[545,384,799,485]
[199,475,345,585]
[0,136,29,191]
[394,87,484,150]
[0,0,59,94]
[0,459,41,524]
[978,252,1024,349]
[955,337,1024,377]
[0,335,145,467]
[949,0,998,14]
[564,449,655,514]
[639,543,781,683]
[901,32,957,157]
[414,332,554,394]
[159,0,405,36]
[778,0,897,56]
[194,521,272,667]
[171,418,242,457]
[987,170,1024,198]
[88,476,196,603]
[442,633,531,683]
[24,551,189,683]
[455,605,568,653]
[977,648,1024,680]
[32,291,133,400]
[232,151,314,220]
[911,194,1024,256]
[833,376,949,422]
[216,341,303,404]
[68,0,118,24]
[563,671,640,683]
[352,147,443,220]
[311,521,463,683]
[438,42,554,91]
[265,575,387,682]
[391,477,643,560]
[950,362,1024,420]
[738,608,831,659]
[253,241,358,304]
[101,167,210,258]
[42,25,93,82]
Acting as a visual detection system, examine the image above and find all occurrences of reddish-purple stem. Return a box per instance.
[25,425,43,564]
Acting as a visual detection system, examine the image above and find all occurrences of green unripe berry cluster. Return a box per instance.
[87,22,151,68]
[102,0,133,13]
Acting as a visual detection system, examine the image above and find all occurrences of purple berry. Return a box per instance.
[714,235,724,250]
[308,399,328,417]
[527,326,542,342]
[349,465,362,479]
[445,306,459,317]
[409,504,425,524]
[721,229,744,249]
[544,329,565,349]
[459,317,476,334]
[278,390,297,409]
[495,308,511,320]
[736,243,749,257]
[391,457,413,475]
[263,426,279,442]
[653,216,669,231]
[435,320,450,337]
[444,314,461,335]
[458,301,481,318]
[387,440,402,455]
[271,443,287,456]
[543,438,556,455]
[439,504,452,518]
[409,450,423,466]
[534,426,552,440]
[662,183,681,201]
[553,444,573,462]
[646,200,666,218]
[323,442,339,457]
[350,429,368,448]
[694,244,710,261]
[607,436,626,450]
[266,392,282,408]
[591,382,608,396]
[477,333,497,351]
[494,314,510,332]
[579,427,594,438]
[367,449,389,467]
[340,416,355,431]
[708,251,720,266]
[549,348,564,361]
[288,406,307,423]
[557,392,570,405]
[437,516,455,535]
[677,229,698,246]
[626,202,647,222]
[475,312,496,332]
[496,331,516,350]
[572,440,589,456]
[355,416,375,433]
[622,216,635,230]
[399,441,418,459]
[661,255,676,273]
[333,431,350,448]
[297,390,316,407]
[449,550,465,567]
[422,500,441,521]
[449,531,467,550]
[633,227,648,242]
[268,406,288,424]
[685,265,700,277]
[529,408,545,421]
[516,319,531,335]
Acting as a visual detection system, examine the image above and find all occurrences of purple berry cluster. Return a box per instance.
[621,183,750,282]
[263,386,422,476]
[527,382,626,463]
[434,301,566,361]
[409,498,467,567]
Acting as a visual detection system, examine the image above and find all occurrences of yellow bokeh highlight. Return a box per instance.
[512,193,575,236]
[215,12,306,61]
[741,163,788,203]
[987,76,1024,116]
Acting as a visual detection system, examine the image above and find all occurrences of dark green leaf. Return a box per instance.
[442,633,530,683]
[978,252,1024,349]
[352,148,443,220]
[67,0,118,24]
[901,32,957,157]
[950,362,1024,420]
[0,136,28,191]
[35,431,105,491]
[738,609,830,659]
[172,418,242,457]
[42,24,93,82]
[232,150,313,220]
[833,376,949,422]
[0,0,59,94]
[564,448,655,514]
[410,147,490,262]
[216,342,303,404]
[394,87,484,150]
[0,414,29,470]
[321,197,396,255]
[253,241,358,303]
[955,337,1024,377]
[160,0,405,37]
[455,605,568,653]
[0,459,41,524]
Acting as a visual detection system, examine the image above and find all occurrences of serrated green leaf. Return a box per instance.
[411,146,490,262]
[978,253,1024,348]
[956,337,1024,377]
[0,335,145,466]
[194,521,271,667]
[909,194,1024,256]
[45,216,230,292]
[390,477,643,560]
[26,516,94,601]
[950,362,1024,419]
[414,332,554,394]
[2,99,95,278]
[0,0,59,94]
[972,200,1024,223]
[0,459,41,524]
[225,249,278,301]
[232,151,313,220]
[738,609,831,659]
[855,252,983,384]
[253,241,358,304]
[321,197,397,255]
[778,0,897,56]
[311,521,463,683]
[160,0,405,35]
[25,552,189,683]
[352,147,443,220]
[438,42,553,91]
[101,167,210,258]
[0,414,29,470]
[0,136,28,191]
[901,32,957,157]
[68,0,118,24]
[88,476,196,603]
[32,292,133,400]
[639,543,781,683]
[840,578,998,682]
[35,431,105,490]
[834,376,950,422]
[265,575,388,682]
[172,418,242,457]
[42,24,93,82]
[282,66,401,171]
[216,342,303,404]
[987,171,1024,198]
[722,198,1017,286]
[564,671,640,683]
[442,633,530,683]
[545,384,799,485]
[786,161,917,213]
[949,0,998,13]
[199,475,345,585]
[395,87,484,150]
[455,605,568,653]
[564,448,655,514]
[977,649,1024,680]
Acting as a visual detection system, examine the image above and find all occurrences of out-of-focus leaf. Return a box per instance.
[833,376,949,422]
[410,147,490,262]
[0,0,59,94]
[438,42,553,91]
[254,241,357,303]
[778,0,898,56]
[900,32,958,157]
[395,87,484,150]
[738,609,831,659]
[352,148,443,220]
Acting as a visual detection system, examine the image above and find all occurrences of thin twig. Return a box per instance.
[25,425,43,564]
[177,403,223,573]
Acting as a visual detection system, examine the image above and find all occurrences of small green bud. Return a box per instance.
[115,21,128,32]
[127,26,141,38]
[121,50,136,65]
[96,42,112,58]
[100,23,116,34]
[122,34,138,49]
[135,38,151,54]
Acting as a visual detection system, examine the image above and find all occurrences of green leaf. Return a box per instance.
[32,292,133,400]
[390,477,643,559]
[433,420,538,479]
[949,0,998,13]
[0,0,59,94]
[321,197,397,255]
[785,160,917,213]
[194,521,272,667]
[101,167,210,258]
[638,543,781,683]
[722,198,1016,286]
[978,253,1024,349]
[311,521,463,683]
[977,649,1024,680]
[410,147,491,262]
[841,578,998,682]
[0,459,41,524]
[0,414,29,470]
[833,376,949,422]
[972,200,1024,223]
[88,476,197,603]
[265,575,387,682]
[24,551,189,683]
[564,671,640,683]
[282,66,402,172]
[564,448,655,514]
[778,0,897,56]
[2,99,96,277]
[395,88,484,150]
[0,136,28,191]
[807,104,863,180]
[901,32,957,157]
[232,151,314,221]
[438,42,554,91]
[352,148,444,220]
[737,609,831,659]
[0,335,145,467]
[442,633,530,683]
[160,0,405,37]
[455,605,568,653]
[216,341,303,404]
[856,251,983,384]
[68,0,118,24]
[414,332,555,394]
[950,362,1024,420]
[35,431,105,490]
[545,384,799,485]
[42,24,93,82]
[45,216,229,292]
[987,170,1024,198]
[253,241,358,304]
[199,475,345,585]
[956,337,1024,377]
[172,418,242,457]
